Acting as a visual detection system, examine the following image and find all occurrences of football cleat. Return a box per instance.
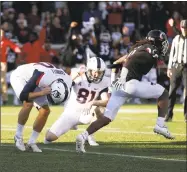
[14,135,26,151]
[76,134,86,153]
[26,143,42,153]
[153,124,175,139]
[88,135,99,146]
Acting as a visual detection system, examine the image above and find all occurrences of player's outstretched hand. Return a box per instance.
[41,86,51,96]
[111,78,126,91]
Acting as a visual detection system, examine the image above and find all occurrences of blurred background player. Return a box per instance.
[98,29,113,77]
[45,57,110,146]
[0,29,21,105]
[10,62,72,152]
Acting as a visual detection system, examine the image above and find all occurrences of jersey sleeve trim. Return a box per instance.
[36,73,44,86]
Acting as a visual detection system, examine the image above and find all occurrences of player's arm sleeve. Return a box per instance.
[19,69,44,102]
[7,39,20,53]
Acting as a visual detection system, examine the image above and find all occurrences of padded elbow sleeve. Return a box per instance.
[19,69,44,102]
[19,92,29,102]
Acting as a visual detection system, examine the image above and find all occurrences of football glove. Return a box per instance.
[111,77,126,91]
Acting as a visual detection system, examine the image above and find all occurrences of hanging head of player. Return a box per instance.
[86,57,106,84]
[48,79,70,105]
[146,30,169,57]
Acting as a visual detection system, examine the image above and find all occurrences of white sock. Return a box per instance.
[28,130,40,144]
[81,131,89,140]
[16,123,24,138]
[156,117,165,127]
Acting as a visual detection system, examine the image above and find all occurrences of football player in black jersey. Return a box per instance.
[76,30,174,153]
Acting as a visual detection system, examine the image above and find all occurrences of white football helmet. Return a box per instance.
[48,79,70,104]
[86,57,106,83]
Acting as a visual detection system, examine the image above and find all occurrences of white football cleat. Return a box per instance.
[88,135,99,146]
[14,135,26,151]
[153,124,175,139]
[76,134,86,153]
[26,143,42,153]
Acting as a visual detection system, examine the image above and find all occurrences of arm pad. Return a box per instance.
[19,69,44,102]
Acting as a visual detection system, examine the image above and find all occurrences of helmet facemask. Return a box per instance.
[161,39,169,56]
[86,69,105,84]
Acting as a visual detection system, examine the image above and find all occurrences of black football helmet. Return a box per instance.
[146,30,169,56]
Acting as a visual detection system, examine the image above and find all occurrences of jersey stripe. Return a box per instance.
[36,73,44,86]
[96,57,101,69]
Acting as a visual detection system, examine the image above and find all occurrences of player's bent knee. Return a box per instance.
[40,106,51,116]
[46,131,58,142]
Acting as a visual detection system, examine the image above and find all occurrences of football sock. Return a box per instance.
[16,123,24,138]
[81,131,89,140]
[28,130,40,144]
[156,117,165,127]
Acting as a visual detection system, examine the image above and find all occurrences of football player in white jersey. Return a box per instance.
[10,62,72,152]
[45,57,111,145]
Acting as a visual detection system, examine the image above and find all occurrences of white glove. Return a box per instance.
[111,67,128,91]
[111,77,126,91]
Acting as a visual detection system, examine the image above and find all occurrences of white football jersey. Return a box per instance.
[64,73,110,114]
[14,62,72,89]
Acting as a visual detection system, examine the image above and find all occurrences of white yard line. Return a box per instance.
[1,125,186,136]
[0,144,186,162]
[119,108,183,113]
[44,147,187,162]
[1,108,183,116]
[119,117,185,122]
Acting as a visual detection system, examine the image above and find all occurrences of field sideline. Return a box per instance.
[0,104,186,172]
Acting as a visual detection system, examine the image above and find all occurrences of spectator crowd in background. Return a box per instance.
[1,1,187,105]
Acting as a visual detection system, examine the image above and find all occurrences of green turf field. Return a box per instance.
[0,105,186,172]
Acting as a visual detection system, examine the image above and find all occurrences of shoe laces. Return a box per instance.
[17,138,24,145]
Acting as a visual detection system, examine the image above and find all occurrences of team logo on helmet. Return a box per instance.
[159,32,164,40]
[51,90,61,99]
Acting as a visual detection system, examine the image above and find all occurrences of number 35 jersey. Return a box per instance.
[64,74,110,113]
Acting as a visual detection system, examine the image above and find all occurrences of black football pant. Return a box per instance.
[168,64,187,118]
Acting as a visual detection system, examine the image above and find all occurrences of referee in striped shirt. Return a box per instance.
[166,20,187,122]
